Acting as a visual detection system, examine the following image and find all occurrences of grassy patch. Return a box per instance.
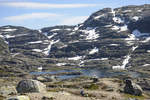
[124,94,146,100]
[54,81,64,85]
[47,88,61,92]
[84,84,99,90]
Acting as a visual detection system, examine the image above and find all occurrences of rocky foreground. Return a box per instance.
[0,75,150,100]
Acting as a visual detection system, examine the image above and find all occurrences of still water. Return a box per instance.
[30,68,142,80]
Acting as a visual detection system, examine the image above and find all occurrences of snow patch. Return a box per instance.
[11,53,20,57]
[132,16,139,21]
[100,58,108,60]
[81,28,99,40]
[47,33,57,39]
[68,56,83,60]
[86,59,101,61]
[112,55,131,69]
[113,17,124,24]
[125,34,136,41]
[59,45,68,49]
[109,44,119,46]
[141,37,150,43]
[56,63,67,66]
[50,29,61,32]
[111,25,128,32]
[94,14,105,20]
[65,28,72,31]
[2,29,17,32]
[143,64,150,67]
[38,66,43,70]
[32,49,43,52]
[78,60,85,67]
[38,30,42,33]
[1,34,28,39]
[104,25,113,27]
[122,10,132,13]
[111,9,115,16]
[132,46,138,51]
[73,26,79,31]
[89,47,99,54]
[137,10,142,12]
[43,39,59,55]
[28,41,42,44]
[112,46,138,70]
[4,34,15,38]
[69,32,76,35]
[16,34,28,37]
[111,26,120,30]
[0,35,4,38]
[119,25,128,32]
[132,29,149,38]
[69,40,79,43]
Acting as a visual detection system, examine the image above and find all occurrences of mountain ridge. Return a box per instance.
[0,4,150,74]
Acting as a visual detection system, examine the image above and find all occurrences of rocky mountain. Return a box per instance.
[0,4,150,74]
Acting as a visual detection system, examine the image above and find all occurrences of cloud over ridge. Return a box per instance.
[1,2,99,9]
[3,13,62,21]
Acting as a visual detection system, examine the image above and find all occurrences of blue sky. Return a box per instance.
[0,0,150,29]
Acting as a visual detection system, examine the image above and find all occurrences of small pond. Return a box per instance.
[30,68,142,80]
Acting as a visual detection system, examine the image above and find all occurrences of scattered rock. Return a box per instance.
[16,79,46,93]
[42,96,55,100]
[36,76,46,82]
[105,86,114,91]
[92,78,99,83]
[36,75,57,82]
[0,86,17,96]
[7,95,30,100]
[124,80,143,96]
[48,76,57,82]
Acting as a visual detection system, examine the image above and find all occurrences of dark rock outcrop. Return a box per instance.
[124,80,143,96]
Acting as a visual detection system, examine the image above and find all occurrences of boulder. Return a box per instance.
[36,76,47,82]
[92,78,99,83]
[7,95,30,100]
[124,80,143,96]
[16,79,46,93]
[42,96,55,100]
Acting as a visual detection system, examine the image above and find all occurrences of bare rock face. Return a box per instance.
[16,79,46,93]
[137,78,150,91]
[124,79,143,96]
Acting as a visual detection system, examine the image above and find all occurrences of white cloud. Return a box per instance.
[3,13,62,21]
[60,16,89,25]
[1,2,99,9]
